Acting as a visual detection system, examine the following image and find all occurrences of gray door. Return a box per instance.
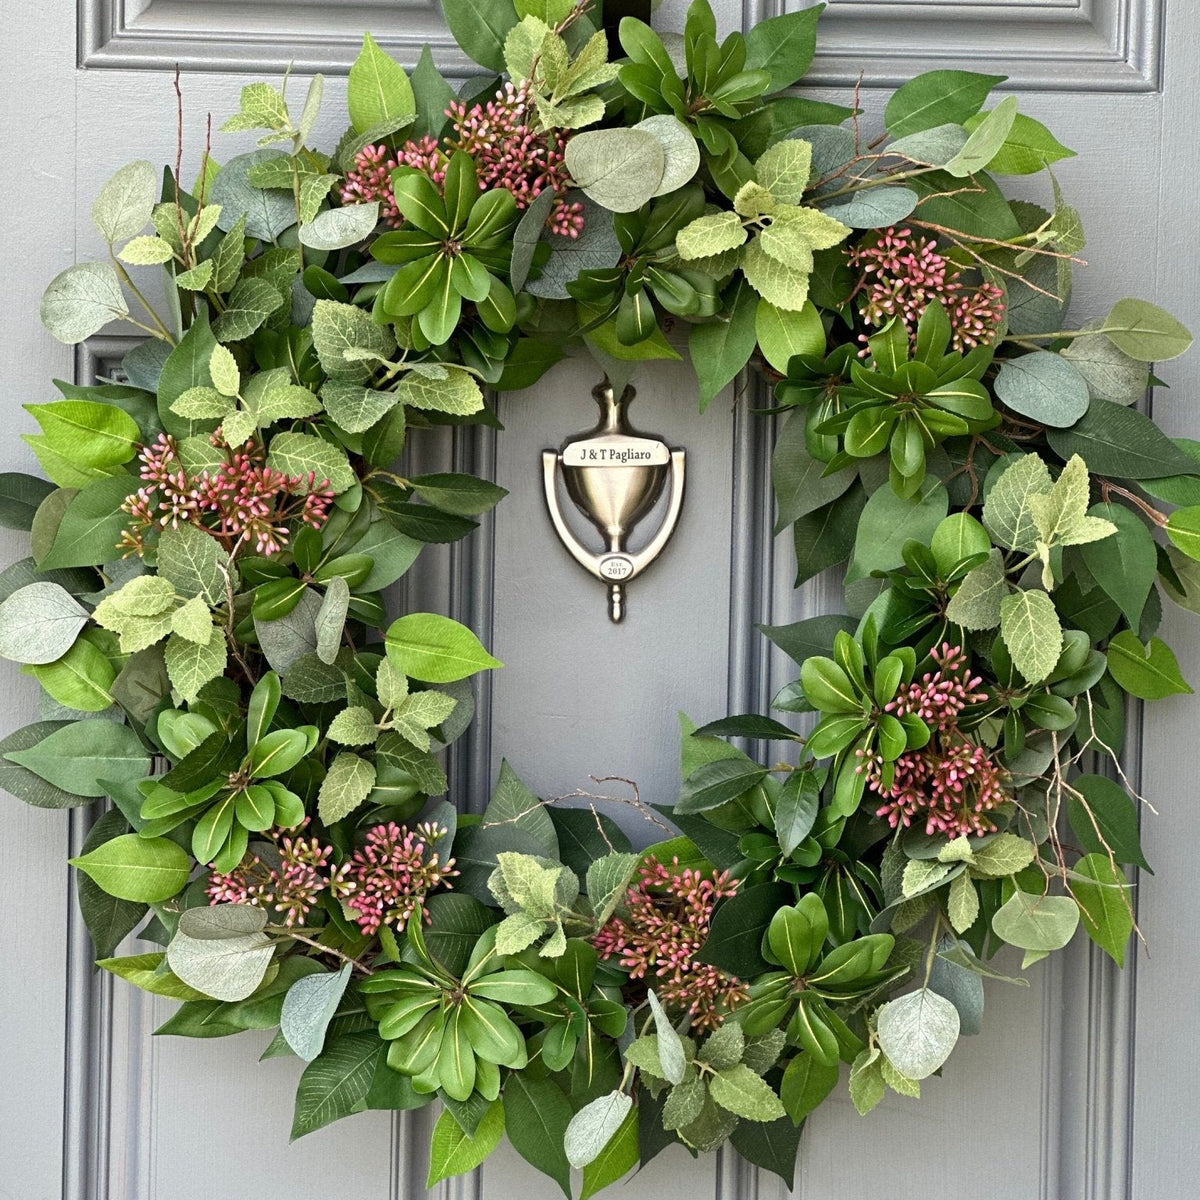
[2,1,1197,1197]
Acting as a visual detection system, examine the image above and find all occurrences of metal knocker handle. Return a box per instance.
[542,448,686,623]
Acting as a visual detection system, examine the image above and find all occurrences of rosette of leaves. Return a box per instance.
[617,1,826,198]
[512,938,628,1095]
[372,151,520,345]
[819,306,999,498]
[624,996,787,1153]
[798,627,929,816]
[674,138,851,314]
[947,453,1118,684]
[137,672,315,873]
[503,13,619,130]
[737,897,901,1068]
[565,185,721,347]
[359,923,557,1101]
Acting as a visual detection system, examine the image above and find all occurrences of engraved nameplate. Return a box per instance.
[598,554,635,581]
[562,437,670,468]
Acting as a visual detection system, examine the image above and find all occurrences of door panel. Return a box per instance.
[2,1,1197,1198]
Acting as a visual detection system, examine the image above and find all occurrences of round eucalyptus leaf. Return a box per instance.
[40,262,130,344]
[994,350,1089,427]
[299,202,380,251]
[1101,298,1193,362]
[634,115,701,197]
[876,987,960,1080]
[210,150,298,241]
[820,187,918,229]
[564,129,666,213]
[0,581,89,664]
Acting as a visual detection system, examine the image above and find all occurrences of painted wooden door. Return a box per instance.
[2,1,1197,1197]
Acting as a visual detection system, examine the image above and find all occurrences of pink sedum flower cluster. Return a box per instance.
[859,643,1009,838]
[340,82,584,238]
[207,819,458,934]
[343,820,458,936]
[593,855,748,1032]
[848,226,1006,354]
[121,434,334,557]
[207,820,354,927]
[446,80,583,237]
[340,138,446,229]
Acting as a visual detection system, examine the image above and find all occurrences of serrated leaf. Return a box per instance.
[1000,588,1062,684]
[164,627,228,702]
[317,752,376,823]
[982,454,1052,551]
[946,548,1006,631]
[708,1063,786,1122]
[327,706,379,746]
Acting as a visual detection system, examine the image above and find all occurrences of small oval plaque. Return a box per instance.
[562,437,670,468]
[598,555,635,581]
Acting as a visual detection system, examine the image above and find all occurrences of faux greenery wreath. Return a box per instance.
[3,0,1197,1192]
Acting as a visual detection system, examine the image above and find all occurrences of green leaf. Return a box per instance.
[505,1074,574,1198]
[1069,854,1133,967]
[70,833,190,903]
[25,400,140,468]
[348,33,415,136]
[5,718,150,797]
[157,523,230,605]
[317,752,377,823]
[0,582,88,664]
[266,432,355,494]
[565,1090,633,1169]
[647,990,685,1085]
[1166,506,1200,561]
[37,475,137,569]
[1067,774,1150,871]
[281,964,353,1061]
[585,852,639,927]
[1080,502,1157,632]
[771,409,856,531]
[0,473,56,531]
[310,298,396,382]
[580,1106,638,1200]
[774,769,819,856]
[745,6,822,92]
[164,627,228,702]
[92,160,157,244]
[327,706,379,746]
[755,299,825,374]
[1028,454,1115,548]
[1099,298,1192,362]
[411,44,456,141]
[41,260,130,345]
[635,115,701,197]
[982,454,1052,551]
[395,365,484,416]
[167,925,275,1002]
[441,0,520,71]
[969,832,1037,878]
[676,757,768,814]
[884,71,1006,139]
[966,110,1074,175]
[28,636,116,711]
[427,1098,506,1185]
[291,1032,382,1140]
[385,612,502,683]
[992,889,1080,952]
[730,1115,802,1189]
[947,872,980,933]
[695,882,792,978]
[820,186,918,229]
[300,203,381,251]
[875,987,960,1080]
[689,278,759,411]
[676,211,747,260]
[994,351,1090,428]
[709,1063,786,1122]
[1106,631,1192,700]
[999,589,1062,685]
[564,129,666,212]
[1046,400,1200,480]
[0,722,91,809]
[946,548,1006,631]
[1061,331,1149,404]
[943,95,1017,177]
[780,1052,839,1124]
[212,276,286,341]
[97,952,206,1001]
[847,475,948,581]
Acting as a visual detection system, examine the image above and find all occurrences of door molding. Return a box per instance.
[79,0,1163,90]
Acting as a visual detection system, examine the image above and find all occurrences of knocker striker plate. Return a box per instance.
[542,381,686,622]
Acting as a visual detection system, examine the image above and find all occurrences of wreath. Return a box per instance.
[2,0,1195,1192]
